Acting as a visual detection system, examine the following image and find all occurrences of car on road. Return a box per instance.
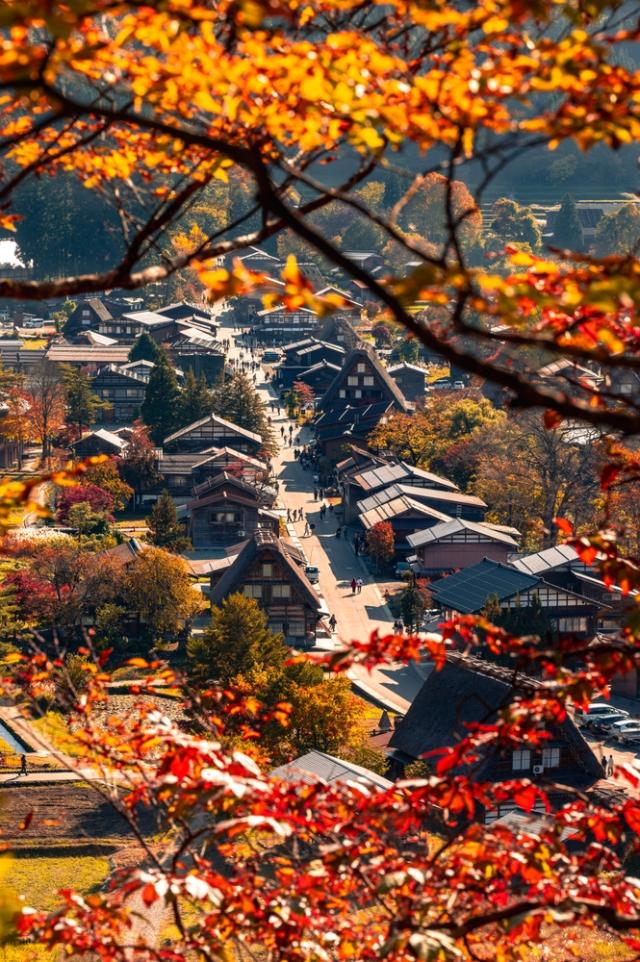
[590,710,630,732]
[576,703,619,726]
[305,565,320,584]
[614,724,640,745]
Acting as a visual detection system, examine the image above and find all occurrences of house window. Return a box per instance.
[244,584,262,599]
[262,563,273,577]
[347,376,358,386]
[354,389,362,398]
[357,363,365,373]
[512,750,531,771]
[339,389,346,398]
[126,389,139,398]
[363,376,374,386]
[542,746,561,769]
[557,616,588,632]
[272,584,291,599]
[211,511,240,523]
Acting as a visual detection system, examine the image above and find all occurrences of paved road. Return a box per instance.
[219,317,422,714]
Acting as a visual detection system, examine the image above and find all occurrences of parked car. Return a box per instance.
[452,380,465,389]
[394,561,414,578]
[305,565,319,584]
[431,380,452,391]
[576,703,619,726]
[262,350,282,363]
[615,725,640,745]
[610,718,640,737]
[591,710,630,732]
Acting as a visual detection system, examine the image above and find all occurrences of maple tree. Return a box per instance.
[366,520,396,572]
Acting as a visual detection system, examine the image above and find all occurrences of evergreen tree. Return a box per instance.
[147,490,191,553]
[141,352,180,444]
[176,370,214,429]
[552,195,584,251]
[62,365,107,437]
[187,592,288,686]
[211,371,277,453]
[129,331,162,363]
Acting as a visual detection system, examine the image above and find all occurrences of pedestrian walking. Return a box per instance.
[313,488,318,500]
[357,578,363,594]
[287,508,292,522]
[19,754,27,776]
[329,501,334,513]
[319,487,324,500]
[336,526,341,538]
[329,614,337,633]
[600,754,607,773]
[350,577,357,594]
[280,426,285,438]
[304,522,310,537]
[608,754,615,777]
[320,503,326,519]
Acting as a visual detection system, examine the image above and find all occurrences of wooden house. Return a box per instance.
[316,345,411,413]
[254,305,319,344]
[71,428,128,458]
[63,298,126,338]
[429,558,605,637]
[513,545,636,655]
[91,365,148,423]
[314,399,397,461]
[389,653,604,809]
[340,459,458,523]
[314,346,411,459]
[46,342,131,371]
[277,338,346,389]
[356,485,487,527]
[209,529,329,645]
[359,495,452,553]
[156,301,216,326]
[163,413,264,455]
[157,446,268,496]
[387,362,429,404]
[407,519,518,576]
[96,309,176,343]
[186,473,278,548]
[294,360,342,398]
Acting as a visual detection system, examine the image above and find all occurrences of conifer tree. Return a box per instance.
[176,370,214,429]
[552,194,584,251]
[61,364,107,438]
[141,352,180,444]
[147,490,191,553]
[210,371,277,453]
[128,331,162,363]
[187,592,287,686]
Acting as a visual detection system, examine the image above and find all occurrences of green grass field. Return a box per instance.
[2,854,109,912]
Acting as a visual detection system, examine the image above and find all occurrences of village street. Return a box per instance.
[220,314,423,715]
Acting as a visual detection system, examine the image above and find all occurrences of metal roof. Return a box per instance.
[407,519,518,549]
[429,559,541,613]
[163,412,262,446]
[512,544,579,575]
[47,345,131,362]
[271,750,392,790]
[359,496,451,530]
[357,484,486,514]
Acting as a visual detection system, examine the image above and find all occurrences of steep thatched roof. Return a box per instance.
[390,653,603,783]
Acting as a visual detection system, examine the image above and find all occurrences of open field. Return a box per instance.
[0,784,159,845]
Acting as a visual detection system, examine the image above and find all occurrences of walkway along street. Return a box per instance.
[221,316,423,715]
